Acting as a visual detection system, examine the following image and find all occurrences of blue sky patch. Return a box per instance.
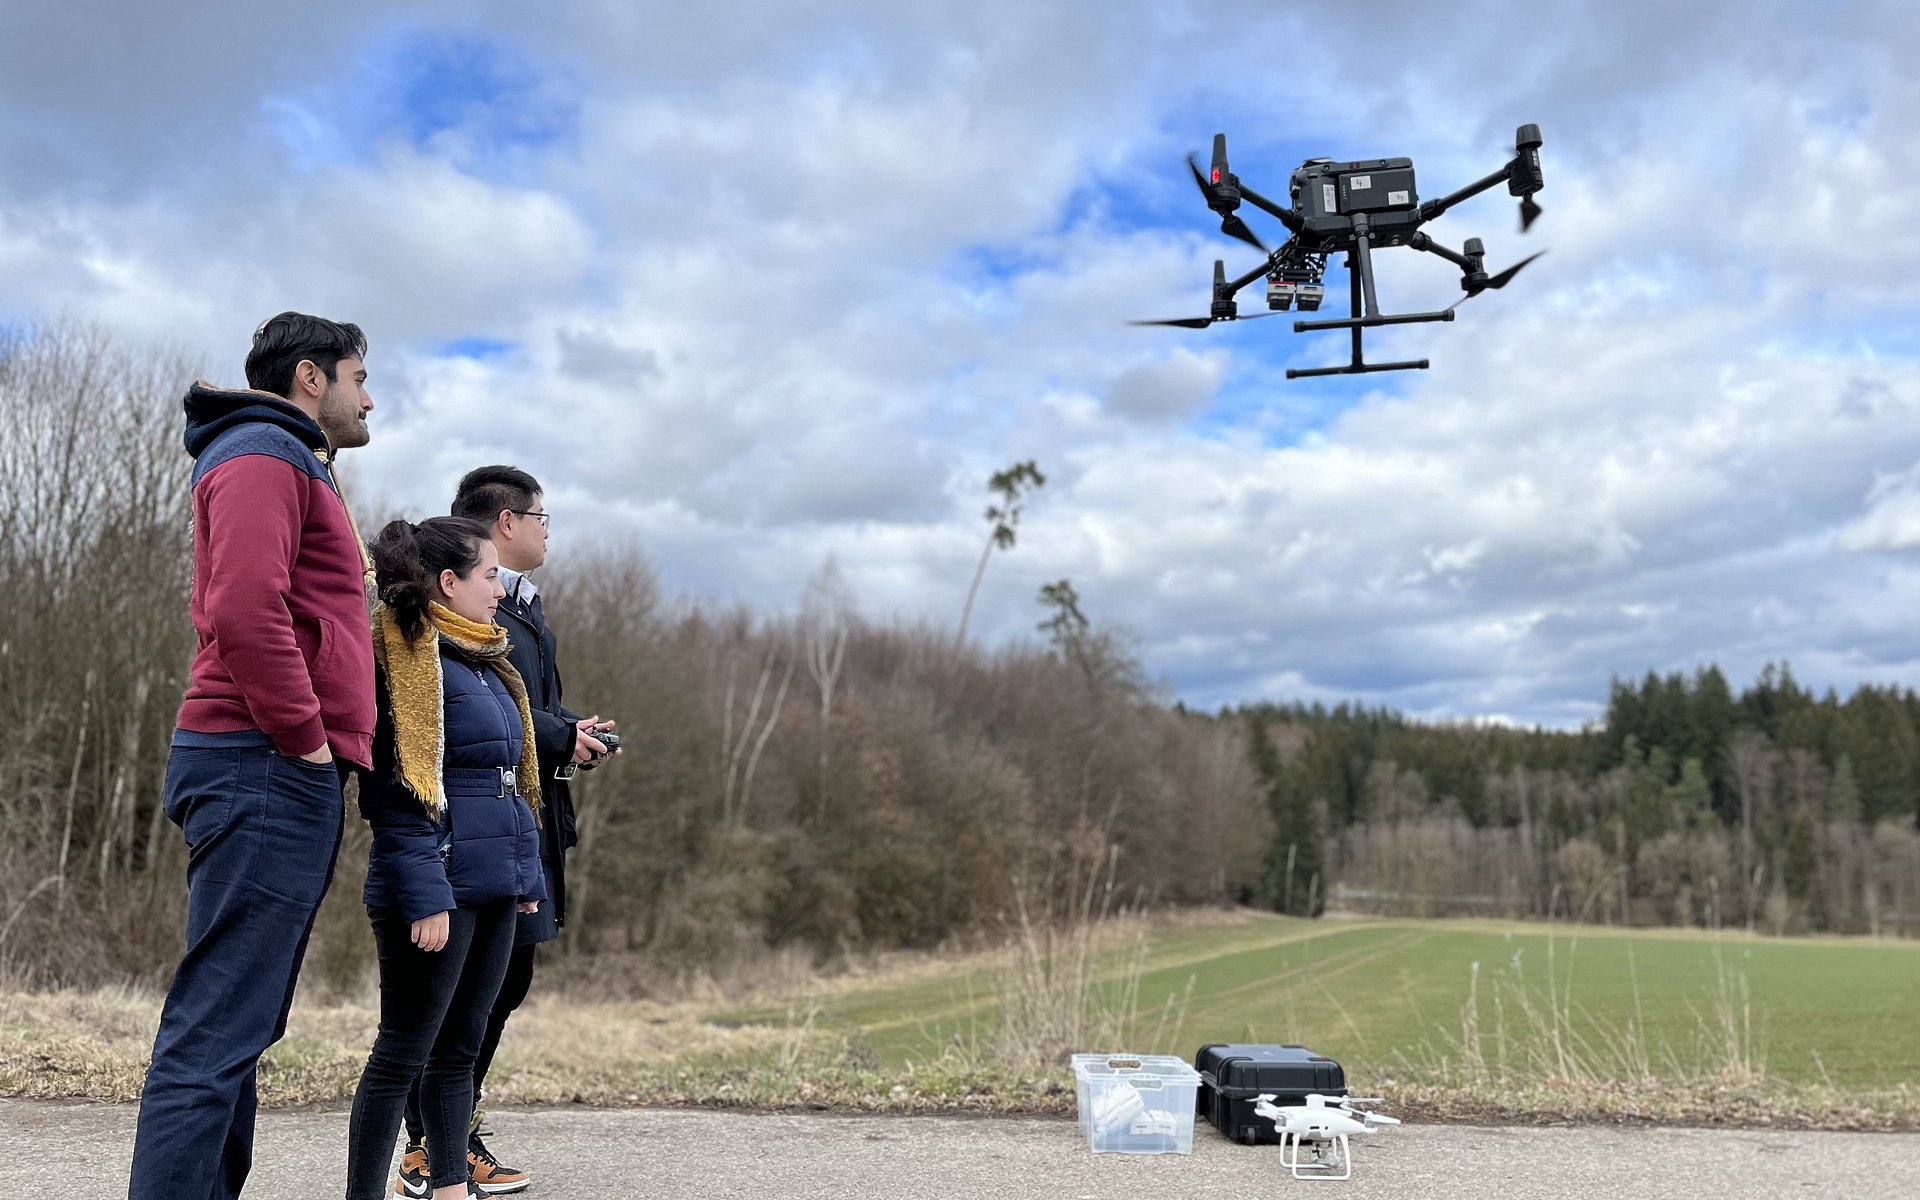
[1058,120,1347,247]
[1195,340,1412,446]
[437,336,518,362]
[262,28,577,181]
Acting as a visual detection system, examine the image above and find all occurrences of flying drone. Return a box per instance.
[1133,124,1547,378]
[1252,1092,1400,1181]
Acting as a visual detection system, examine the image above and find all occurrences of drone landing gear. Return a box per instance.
[1286,214,1448,379]
[1278,1132,1352,1182]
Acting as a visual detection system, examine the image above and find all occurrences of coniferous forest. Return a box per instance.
[1243,663,1920,935]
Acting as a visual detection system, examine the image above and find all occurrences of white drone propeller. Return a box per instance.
[1330,1095,1402,1127]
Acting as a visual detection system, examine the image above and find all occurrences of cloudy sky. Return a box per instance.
[5,0,1919,725]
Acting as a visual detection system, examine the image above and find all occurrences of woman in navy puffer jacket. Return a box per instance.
[345,516,546,1200]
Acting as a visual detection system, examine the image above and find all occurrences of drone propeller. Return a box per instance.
[1186,133,1268,252]
[1131,312,1285,328]
[1186,158,1269,252]
[1131,258,1283,328]
[1486,250,1545,289]
[1447,249,1546,311]
[1184,154,1216,203]
[1520,194,1543,232]
[1130,315,1215,329]
[1221,213,1267,253]
[1326,1097,1401,1126]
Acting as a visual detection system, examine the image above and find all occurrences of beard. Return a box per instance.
[317,394,370,448]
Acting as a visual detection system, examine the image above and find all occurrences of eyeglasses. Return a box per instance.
[509,509,550,528]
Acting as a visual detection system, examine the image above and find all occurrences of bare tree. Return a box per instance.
[1728,729,1780,930]
[0,318,198,983]
[720,650,795,828]
[801,559,853,820]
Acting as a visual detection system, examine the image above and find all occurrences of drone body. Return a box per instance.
[1134,125,1547,378]
[1250,1092,1400,1182]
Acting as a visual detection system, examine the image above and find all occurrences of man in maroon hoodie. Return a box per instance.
[130,313,378,1200]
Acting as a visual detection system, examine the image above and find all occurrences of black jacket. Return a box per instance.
[497,584,579,944]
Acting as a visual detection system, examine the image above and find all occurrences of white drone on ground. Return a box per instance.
[1252,1093,1400,1182]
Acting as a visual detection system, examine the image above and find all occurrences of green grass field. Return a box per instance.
[5,913,1913,1125]
[725,914,1920,1090]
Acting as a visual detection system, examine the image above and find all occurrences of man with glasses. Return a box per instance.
[385,465,618,1196]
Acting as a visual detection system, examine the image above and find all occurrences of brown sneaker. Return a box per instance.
[467,1132,531,1195]
[392,1143,430,1198]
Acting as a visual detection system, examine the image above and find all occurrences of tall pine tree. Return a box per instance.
[1250,718,1327,917]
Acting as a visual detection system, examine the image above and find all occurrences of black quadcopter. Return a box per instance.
[1133,124,1546,378]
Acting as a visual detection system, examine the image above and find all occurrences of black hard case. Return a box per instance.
[1194,1044,1347,1144]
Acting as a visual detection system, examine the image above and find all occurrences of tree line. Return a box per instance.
[1,324,1915,997]
[1245,665,1920,935]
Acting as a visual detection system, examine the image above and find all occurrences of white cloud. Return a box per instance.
[1836,465,1920,552]
[4,1,1920,725]
[1106,349,1227,422]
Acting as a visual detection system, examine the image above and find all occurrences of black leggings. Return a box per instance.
[403,941,537,1146]
[345,900,516,1196]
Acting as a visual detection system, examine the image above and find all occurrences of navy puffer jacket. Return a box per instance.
[360,644,548,921]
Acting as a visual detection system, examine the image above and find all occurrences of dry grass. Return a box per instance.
[0,904,1223,1110]
[0,987,793,1107]
[0,982,1078,1115]
[1370,1074,1920,1132]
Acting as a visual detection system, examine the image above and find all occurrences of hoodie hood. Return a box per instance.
[183,381,327,460]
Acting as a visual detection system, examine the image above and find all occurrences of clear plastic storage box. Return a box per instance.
[1072,1053,1202,1154]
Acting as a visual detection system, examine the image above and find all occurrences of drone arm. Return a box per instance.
[1228,257,1277,296]
[1238,184,1304,233]
[1407,231,1471,270]
[1416,163,1511,224]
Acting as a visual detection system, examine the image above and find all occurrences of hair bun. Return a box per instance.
[379,577,430,611]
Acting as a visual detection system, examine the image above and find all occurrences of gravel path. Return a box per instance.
[8,1098,1917,1199]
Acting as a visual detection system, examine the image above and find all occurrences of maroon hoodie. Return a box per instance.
[174,383,376,767]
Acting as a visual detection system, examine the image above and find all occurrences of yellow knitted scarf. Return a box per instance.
[370,601,542,823]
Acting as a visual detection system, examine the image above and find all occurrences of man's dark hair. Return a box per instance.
[245,312,368,398]
[452,464,543,525]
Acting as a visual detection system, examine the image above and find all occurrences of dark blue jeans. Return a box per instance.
[128,742,345,1200]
